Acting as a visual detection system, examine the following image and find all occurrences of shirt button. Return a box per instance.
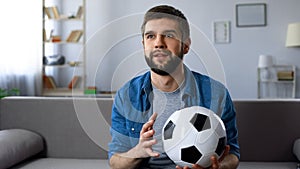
[131,128,135,131]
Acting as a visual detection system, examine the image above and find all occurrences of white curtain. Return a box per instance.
[0,0,43,95]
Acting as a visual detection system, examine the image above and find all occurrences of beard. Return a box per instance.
[145,49,184,76]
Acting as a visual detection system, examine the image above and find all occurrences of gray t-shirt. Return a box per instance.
[144,81,186,169]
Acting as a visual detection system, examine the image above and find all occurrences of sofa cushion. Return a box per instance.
[11,158,110,169]
[238,162,298,169]
[0,129,44,169]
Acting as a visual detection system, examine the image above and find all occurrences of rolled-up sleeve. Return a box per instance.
[222,91,240,159]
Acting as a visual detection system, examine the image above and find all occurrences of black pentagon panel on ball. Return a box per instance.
[164,120,176,140]
[190,113,211,132]
[215,137,227,156]
[181,145,202,164]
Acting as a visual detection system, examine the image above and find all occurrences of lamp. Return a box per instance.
[258,55,273,68]
[286,22,300,47]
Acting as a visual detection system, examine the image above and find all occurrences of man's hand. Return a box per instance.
[175,145,230,169]
[109,113,159,169]
[131,112,160,158]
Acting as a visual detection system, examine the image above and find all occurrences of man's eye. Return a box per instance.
[146,34,154,39]
[165,34,175,38]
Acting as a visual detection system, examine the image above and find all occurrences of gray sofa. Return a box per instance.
[0,97,299,169]
[0,97,112,169]
[234,100,300,169]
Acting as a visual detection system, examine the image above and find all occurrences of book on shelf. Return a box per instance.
[51,6,60,19]
[68,76,80,89]
[49,29,54,41]
[277,71,294,81]
[43,75,57,89]
[75,6,83,19]
[44,29,55,42]
[66,30,83,42]
[44,7,52,19]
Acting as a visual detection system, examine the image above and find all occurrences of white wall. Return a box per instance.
[85,0,300,99]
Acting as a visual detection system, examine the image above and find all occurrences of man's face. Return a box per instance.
[143,18,188,75]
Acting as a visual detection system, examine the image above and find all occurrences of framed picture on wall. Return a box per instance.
[236,3,267,27]
[213,21,230,44]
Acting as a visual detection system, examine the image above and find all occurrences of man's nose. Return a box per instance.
[154,35,166,49]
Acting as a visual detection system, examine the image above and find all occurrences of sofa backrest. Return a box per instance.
[1,97,299,162]
[234,100,300,162]
[0,96,113,159]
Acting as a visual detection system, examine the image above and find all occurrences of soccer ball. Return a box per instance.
[162,106,227,168]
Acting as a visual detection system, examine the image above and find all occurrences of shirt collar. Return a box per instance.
[182,64,199,99]
[141,64,199,100]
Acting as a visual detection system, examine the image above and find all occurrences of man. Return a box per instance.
[108,5,240,169]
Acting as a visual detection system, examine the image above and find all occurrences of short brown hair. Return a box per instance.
[141,5,190,41]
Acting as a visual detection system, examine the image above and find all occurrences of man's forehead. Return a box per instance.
[144,18,180,33]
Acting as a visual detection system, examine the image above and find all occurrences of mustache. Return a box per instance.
[150,50,172,58]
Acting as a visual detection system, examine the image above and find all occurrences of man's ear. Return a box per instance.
[142,39,145,48]
[183,38,191,54]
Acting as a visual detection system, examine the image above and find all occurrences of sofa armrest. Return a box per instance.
[293,138,300,161]
[0,129,44,169]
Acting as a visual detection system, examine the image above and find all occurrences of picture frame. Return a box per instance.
[236,3,267,27]
[213,21,230,44]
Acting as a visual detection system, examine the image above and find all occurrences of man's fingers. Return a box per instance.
[143,129,155,138]
[140,112,158,134]
[141,119,155,133]
[210,156,219,169]
[149,112,158,121]
[136,112,159,158]
[218,145,230,162]
[145,148,160,157]
[146,112,157,131]
[142,139,159,157]
[141,137,157,146]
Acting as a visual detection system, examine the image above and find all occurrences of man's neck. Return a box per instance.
[151,64,185,92]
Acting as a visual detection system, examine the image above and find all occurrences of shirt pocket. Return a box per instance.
[126,120,144,138]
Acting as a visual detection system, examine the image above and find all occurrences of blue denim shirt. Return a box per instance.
[108,66,240,160]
